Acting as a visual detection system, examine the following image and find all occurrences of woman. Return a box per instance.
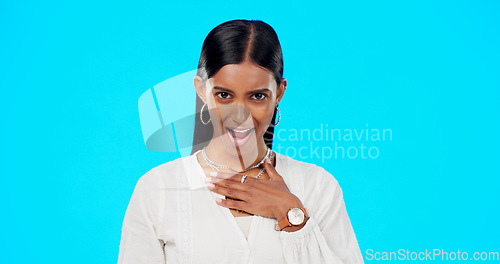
[118,19,363,264]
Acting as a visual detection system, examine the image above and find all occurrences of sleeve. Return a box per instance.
[118,174,166,264]
[279,167,364,264]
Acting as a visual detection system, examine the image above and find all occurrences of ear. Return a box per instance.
[275,78,287,104]
[194,75,207,104]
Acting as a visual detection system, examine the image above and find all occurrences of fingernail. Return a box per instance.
[210,171,218,177]
[215,198,221,203]
[207,183,215,189]
[205,177,212,183]
[266,157,271,164]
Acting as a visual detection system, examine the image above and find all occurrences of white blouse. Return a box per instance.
[118,151,364,264]
[235,216,255,240]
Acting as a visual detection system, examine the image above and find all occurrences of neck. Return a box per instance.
[204,138,269,172]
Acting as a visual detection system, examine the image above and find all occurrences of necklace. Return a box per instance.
[202,147,271,173]
[201,152,268,177]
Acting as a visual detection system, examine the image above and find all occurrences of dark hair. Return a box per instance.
[191,19,284,154]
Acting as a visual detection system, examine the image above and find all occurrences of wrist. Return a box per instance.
[274,196,304,221]
[274,196,309,232]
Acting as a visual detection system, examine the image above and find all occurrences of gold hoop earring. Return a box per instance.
[200,103,211,125]
[270,106,281,127]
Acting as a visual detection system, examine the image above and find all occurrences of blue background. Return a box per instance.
[1,0,498,263]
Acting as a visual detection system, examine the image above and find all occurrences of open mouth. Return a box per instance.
[225,127,255,146]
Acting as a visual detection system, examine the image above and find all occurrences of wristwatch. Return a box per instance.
[275,207,308,231]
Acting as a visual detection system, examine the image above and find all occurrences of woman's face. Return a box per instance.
[195,61,286,157]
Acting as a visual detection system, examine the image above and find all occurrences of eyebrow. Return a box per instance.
[213,86,271,94]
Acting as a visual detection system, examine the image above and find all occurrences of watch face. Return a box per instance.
[288,208,305,225]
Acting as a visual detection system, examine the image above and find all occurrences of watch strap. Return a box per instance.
[277,217,291,230]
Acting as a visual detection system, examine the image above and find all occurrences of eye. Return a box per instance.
[251,93,267,100]
[216,92,232,99]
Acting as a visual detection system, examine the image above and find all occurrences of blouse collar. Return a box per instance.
[185,150,285,190]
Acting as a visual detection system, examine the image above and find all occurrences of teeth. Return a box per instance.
[229,128,253,133]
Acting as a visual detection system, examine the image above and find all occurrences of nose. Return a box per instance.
[231,104,251,125]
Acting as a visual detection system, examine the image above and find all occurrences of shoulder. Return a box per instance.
[275,153,346,222]
[276,151,339,184]
[135,154,194,189]
[275,152,341,193]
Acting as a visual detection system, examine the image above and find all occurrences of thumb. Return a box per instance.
[263,157,283,182]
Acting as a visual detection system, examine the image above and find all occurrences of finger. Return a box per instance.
[215,197,248,212]
[210,174,262,187]
[262,157,284,182]
[209,171,239,182]
[207,174,260,191]
[207,175,242,189]
[208,181,250,199]
[210,171,261,185]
